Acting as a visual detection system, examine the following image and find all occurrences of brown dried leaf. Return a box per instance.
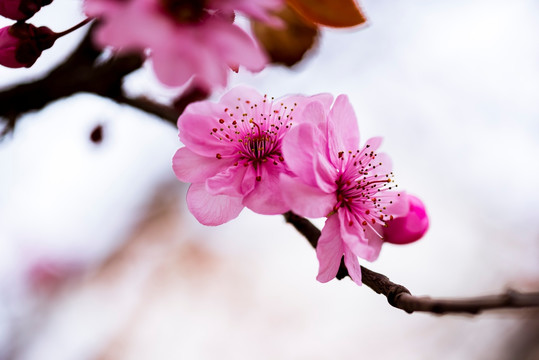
[287,0,366,28]
[252,5,319,67]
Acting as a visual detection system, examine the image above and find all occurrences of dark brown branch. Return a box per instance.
[115,95,180,123]
[283,211,539,315]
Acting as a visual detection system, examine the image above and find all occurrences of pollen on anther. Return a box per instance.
[216,153,222,159]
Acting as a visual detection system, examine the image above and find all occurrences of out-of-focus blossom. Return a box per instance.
[0,0,52,20]
[85,0,283,90]
[0,22,56,68]
[173,86,331,225]
[210,0,283,25]
[383,194,429,245]
[281,95,413,285]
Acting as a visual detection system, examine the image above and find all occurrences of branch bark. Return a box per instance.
[283,211,539,315]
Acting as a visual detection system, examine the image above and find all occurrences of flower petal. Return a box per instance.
[282,121,324,189]
[280,174,335,218]
[328,95,359,158]
[173,147,233,183]
[206,22,267,72]
[219,85,265,114]
[381,191,409,218]
[186,183,244,225]
[290,94,333,129]
[338,210,381,261]
[343,245,362,285]
[316,215,343,283]
[370,152,392,177]
[206,163,249,196]
[178,103,235,157]
[242,165,288,214]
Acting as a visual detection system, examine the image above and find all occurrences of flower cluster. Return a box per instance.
[173,86,429,285]
[85,0,283,90]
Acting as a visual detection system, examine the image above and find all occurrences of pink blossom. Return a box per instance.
[383,194,429,245]
[281,95,416,285]
[85,0,282,90]
[173,86,331,225]
[0,0,52,20]
[0,23,56,68]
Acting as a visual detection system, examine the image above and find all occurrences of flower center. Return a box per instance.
[210,95,294,181]
[333,145,399,233]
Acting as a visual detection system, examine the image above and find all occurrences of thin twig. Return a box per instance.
[283,211,539,315]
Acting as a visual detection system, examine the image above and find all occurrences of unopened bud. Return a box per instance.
[0,22,56,68]
[0,0,52,20]
[384,195,429,245]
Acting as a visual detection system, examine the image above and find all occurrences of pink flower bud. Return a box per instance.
[0,0,52,20]
[0,22,56,68]
[383,194,429,245]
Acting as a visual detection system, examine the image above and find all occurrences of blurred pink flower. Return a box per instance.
[383,194,429,245]
[0,23,56,68]
[173,86,331,225]
[0,0,52,20]
[281,95,414,285]
[85,0,282,90]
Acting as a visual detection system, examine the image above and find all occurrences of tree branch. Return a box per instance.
[283,211,539,315]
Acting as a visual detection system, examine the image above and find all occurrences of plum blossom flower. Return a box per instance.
[383,194,429,245]
[173,86,331,225]
[281,95,423,285]
[85,0,282,90]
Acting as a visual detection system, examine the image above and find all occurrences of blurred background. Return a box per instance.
[0,0,538,359]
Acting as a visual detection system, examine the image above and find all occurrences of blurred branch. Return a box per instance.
[0,24,189,137]
[283,211,539,315]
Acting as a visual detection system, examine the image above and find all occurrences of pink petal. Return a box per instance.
[364,136,383,152]
[178,104,235,157]
[361,224,384,261]
[313,151,338,193]
[186,183,244,225]
[206,21,267,72]
[282,121,323,189]
[242,165,288,214]
[240,166,257,195]
[343,245,362,285]
[338,210,381,261]
[316,215,344,283]
[370,152,393,177]
[328,95,360,159]
[211,0,284,24]
[172,147,234,183]
[206,164,249,197]
[219,86,265,115]
[291,94,333,130]
[280,174,335,218]
[381,191,410,218]
[384,194,429,245]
